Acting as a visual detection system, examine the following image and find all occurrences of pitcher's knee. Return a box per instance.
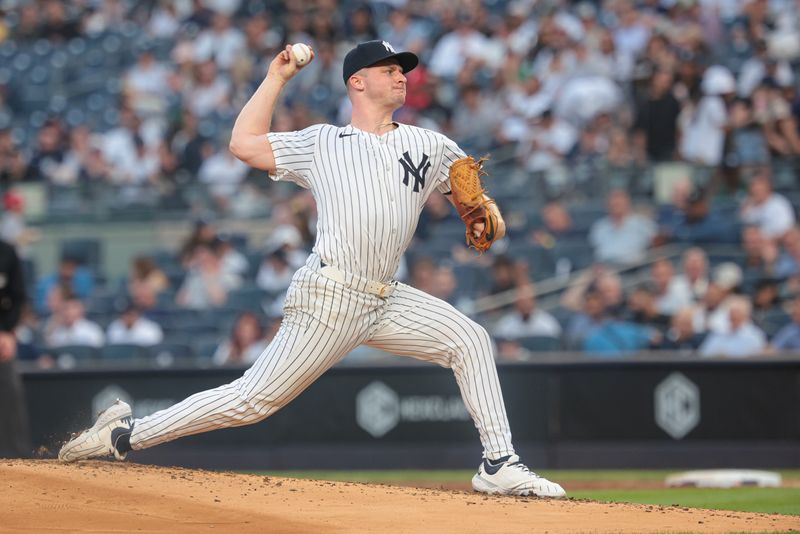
[451,321,494,364]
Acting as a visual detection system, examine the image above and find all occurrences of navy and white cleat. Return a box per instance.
[472,454,566,497]
[58,400,133,462]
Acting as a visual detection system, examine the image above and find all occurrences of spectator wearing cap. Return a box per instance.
[679,65,735,166]
[770,295,800,352]
[44,295,104,348]
[660,187,733,245]
[0,191,39,258]
[589,189,657,265]
[106,302,164,347]
[739,172,796,241]
[699,296,767,358]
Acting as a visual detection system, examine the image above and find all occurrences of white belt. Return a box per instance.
[318,265,396,298]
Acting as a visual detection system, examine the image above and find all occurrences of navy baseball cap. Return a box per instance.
[342,40,418,85]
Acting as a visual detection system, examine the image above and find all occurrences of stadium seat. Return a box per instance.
[101,344,149,360]
[60,238,102,273]
[226,287,270,312]
[50,345,99,362]
[517,336,562,352]
[148,343,196,368]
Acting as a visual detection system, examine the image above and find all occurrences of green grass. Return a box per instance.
[253,469,800,484]
[247,469,800,516]
[569,488,800,516]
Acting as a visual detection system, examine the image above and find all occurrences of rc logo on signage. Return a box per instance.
[356,381,400,438]
[92,385,133,417]
[91,385,174,419]
[355,381,470,438]
[654,372,700,439]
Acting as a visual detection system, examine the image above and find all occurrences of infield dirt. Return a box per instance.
[2,460,798,533]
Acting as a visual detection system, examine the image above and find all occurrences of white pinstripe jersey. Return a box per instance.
[267,123,466,283]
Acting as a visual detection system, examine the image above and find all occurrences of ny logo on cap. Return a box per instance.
[382,41,396,53]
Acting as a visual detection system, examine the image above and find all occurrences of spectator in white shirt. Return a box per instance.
[700,297,767,358]
[123,47,172,117]
[493,286,562,340]
[106,303,164,347]
[739,172,796,241]
[589,189,657,265]
[692,262,742,334]
[213,311,269,366]
[45,297,104,348]
[192,13,247,71]
[184,60,232,118]
[198,142,250,211]
[672,247,710,303]
[650,258,693,316]
[428,14,488,79]
[177,243,242,310]
[256,249,294,294]
[520,110,578,173]
[679,65,734,166]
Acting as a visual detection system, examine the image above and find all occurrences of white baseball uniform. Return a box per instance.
[129,123,515,460]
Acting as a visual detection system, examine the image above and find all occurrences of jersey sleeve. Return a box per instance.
[266,124,322,188]
[435,135,467,195]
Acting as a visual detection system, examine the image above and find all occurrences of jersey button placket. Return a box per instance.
[382,143,398,235]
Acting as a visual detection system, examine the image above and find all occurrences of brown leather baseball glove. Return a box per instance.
[448,156,505,253]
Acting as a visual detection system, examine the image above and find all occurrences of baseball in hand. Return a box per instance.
[291,43,312,65]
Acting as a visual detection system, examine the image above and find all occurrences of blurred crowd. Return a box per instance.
[1,0,800,202]
[0,0,799,366]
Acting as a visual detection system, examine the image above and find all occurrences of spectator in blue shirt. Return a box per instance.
[34,255,94,316]
[770,295,800,352]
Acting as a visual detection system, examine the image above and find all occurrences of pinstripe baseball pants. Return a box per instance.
[130,263,515,459]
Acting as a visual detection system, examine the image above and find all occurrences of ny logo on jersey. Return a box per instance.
[399,151,431,193]
[382,41,396,53]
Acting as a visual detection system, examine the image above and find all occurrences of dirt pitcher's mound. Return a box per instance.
[2,460,798,533]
